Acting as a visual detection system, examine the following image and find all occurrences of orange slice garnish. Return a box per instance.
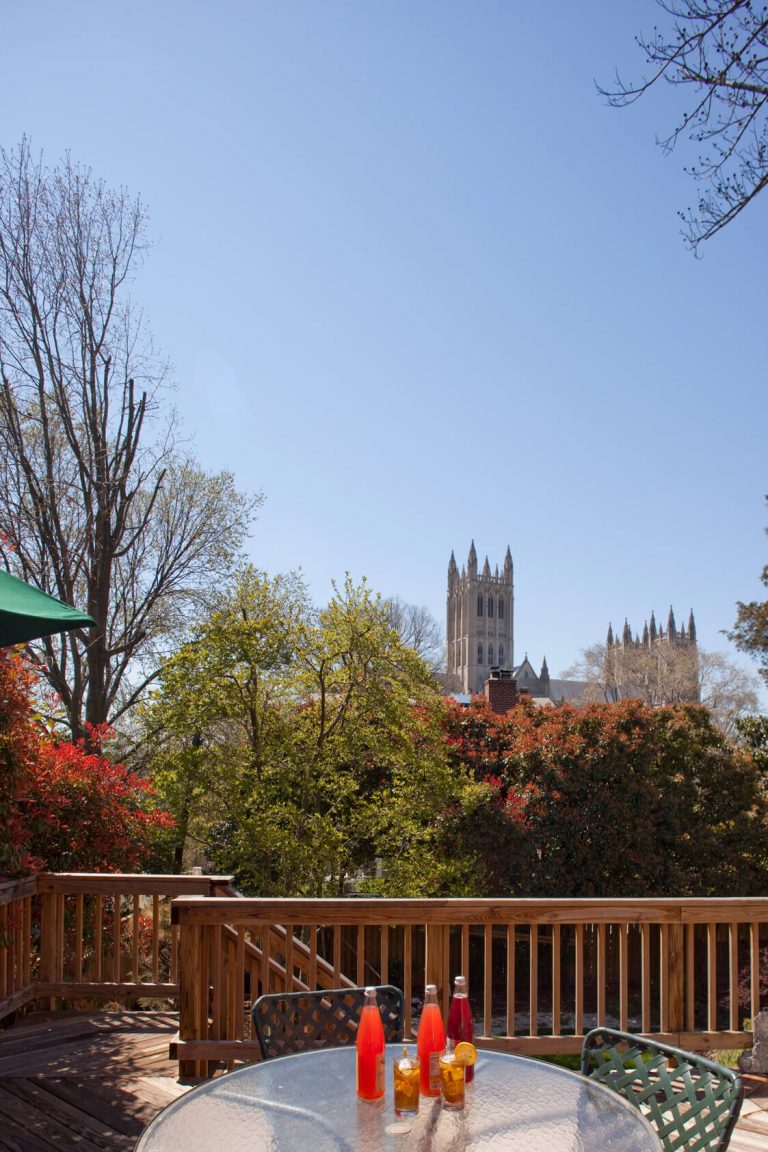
[454,1042,477,1066]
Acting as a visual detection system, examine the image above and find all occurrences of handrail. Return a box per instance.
[0,872,232,1024]
[171,895,768,1077]
[2,877,766,1083]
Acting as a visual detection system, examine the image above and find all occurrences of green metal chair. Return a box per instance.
[581,1027,744,1152]
[252,985,403,1061]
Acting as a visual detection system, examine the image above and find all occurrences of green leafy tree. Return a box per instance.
[140,566,309,871]
[144,572,455,894]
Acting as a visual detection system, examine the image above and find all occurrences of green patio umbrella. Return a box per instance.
[0,569,95,647]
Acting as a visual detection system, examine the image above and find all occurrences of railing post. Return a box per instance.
[178,918,204,1079]
[666,921,685,1038]
[39,892,59,1009]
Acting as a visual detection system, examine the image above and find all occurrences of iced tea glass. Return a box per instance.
[393,1050,420,1117]
[439,1051,465,1110]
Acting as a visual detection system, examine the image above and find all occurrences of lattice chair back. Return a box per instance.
[252,985,404,1061]
[581,1027,744,1152]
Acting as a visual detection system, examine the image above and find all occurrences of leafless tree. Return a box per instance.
[567,641,760,738]
[600,0,768,248]
[385,596,445,673]
[0,140,259,739]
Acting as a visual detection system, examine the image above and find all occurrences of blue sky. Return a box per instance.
[2,1,766,695]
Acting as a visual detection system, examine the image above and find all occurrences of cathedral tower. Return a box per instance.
[446,542,514,693]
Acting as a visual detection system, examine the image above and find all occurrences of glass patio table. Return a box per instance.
[135,1044,662,1151]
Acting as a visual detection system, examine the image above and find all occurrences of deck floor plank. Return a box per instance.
[0,1012,189,1151]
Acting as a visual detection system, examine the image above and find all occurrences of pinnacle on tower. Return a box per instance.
[448,550,457,582]
[667,605,677,640]
[649,611,657,642]
[482,555,491,578]
[688,610,696,643]
[642,620,649,645]
[622,618,632,645]
[606,622,614,646]
[468,540,477,577]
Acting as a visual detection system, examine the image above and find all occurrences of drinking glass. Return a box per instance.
[439,1051,465,1111]
[393,1051,420,1117]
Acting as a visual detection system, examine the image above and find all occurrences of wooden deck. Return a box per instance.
[0,1011,191,1151]
[0,1011,766,1151]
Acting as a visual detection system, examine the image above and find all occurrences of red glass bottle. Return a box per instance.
[447,974,475,1083]
[417,984,446,1097]
[356,986,386,1100]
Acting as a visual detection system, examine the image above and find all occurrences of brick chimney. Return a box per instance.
[484,667,519,714]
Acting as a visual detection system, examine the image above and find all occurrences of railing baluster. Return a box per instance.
[506,924,516,1039]
[552,924,561,1037]
[75,895,83,982]
[132,894,140,983]
[332,924,341,986]
[111,892,122,984]
[618,923,628,1032]
[403,926,412,1037]
[729,923,739,1032]
[356,924,364,986]
[641,922,651,1032]
[707,922,717,1032]
[285,923,294,990]
[575,923,584,1037]
[685,923,695,1032]
[751,921,760,1027]
[380,924,389,986]
[484,924,492,1037]
[529,925,539,1038]
[152,894,160,983]
[596,922,606,1028]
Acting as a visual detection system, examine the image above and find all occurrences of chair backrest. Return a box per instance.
[581,1027,744,1152]
[252,985,404,1061]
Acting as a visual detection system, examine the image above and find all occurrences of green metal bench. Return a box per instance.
[581,1027,744,1152]
[252,985,404,1061]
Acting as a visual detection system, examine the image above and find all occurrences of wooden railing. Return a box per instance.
[3,877,767,1082]
[0,872,233,1024]
[172,896,768,1077]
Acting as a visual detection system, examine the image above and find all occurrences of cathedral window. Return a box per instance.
[488,644,494,666]
[498,598,504,619]
[477,642,483,665]
[487,596,494,618]
[477,595,483,616]
[499,643,505,664]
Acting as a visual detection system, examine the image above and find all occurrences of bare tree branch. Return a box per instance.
[0,140,261,739]
[600,0,768,248]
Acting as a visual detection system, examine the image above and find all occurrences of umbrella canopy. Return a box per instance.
[0,569,95,647]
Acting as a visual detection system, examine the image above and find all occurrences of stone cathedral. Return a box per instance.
[444,540,697,707]
[445,541,515,695]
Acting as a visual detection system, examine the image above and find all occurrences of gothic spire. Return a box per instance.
[688,610,696,643]
[468,540,477,577]
[622,618,632,646]
[649,611,657,642]
[667,605,676,639]
[642,620,649,645]
[482,555,491,578]
[606,622,614,646]
[448,550,457,583]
